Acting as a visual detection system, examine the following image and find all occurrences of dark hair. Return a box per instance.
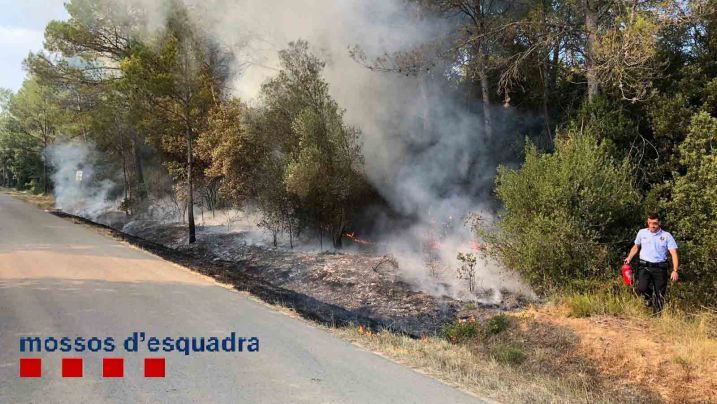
[648,213,660,221]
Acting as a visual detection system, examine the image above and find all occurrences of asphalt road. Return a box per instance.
[0,192,482,404]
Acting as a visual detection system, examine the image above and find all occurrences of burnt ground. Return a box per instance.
[52,211,527,337]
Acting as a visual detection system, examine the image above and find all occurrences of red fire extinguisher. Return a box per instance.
[621,264,633,286]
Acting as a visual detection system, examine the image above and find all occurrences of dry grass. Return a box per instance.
[2,188,55,210]
[330,304,716,404]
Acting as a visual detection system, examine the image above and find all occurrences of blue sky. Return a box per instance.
[0,0,69,92]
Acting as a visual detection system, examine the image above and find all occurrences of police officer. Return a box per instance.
[624,213,679,314]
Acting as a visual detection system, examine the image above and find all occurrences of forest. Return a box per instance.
[0,0,715,309]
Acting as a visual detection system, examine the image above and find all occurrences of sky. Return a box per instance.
[0,0,69,92]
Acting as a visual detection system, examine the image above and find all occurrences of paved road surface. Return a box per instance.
[0,192,481,403]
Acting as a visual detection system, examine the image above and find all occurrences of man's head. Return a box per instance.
[647,213,661,233]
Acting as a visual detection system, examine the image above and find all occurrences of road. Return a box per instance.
[0,192,481,404]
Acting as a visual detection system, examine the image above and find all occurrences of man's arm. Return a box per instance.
[625,244,640,264]
[669,248,679,282]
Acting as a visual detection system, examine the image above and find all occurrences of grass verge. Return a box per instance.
[331,303,716,403]
[1,188,55,210]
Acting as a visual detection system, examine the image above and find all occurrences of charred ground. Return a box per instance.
[53,210,529,337]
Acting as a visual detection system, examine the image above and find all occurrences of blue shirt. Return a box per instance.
[634,228,678,263]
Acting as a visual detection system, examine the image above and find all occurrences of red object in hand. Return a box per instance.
[621,264,633,286]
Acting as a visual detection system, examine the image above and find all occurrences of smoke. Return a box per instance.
[173,0,536,300]
[48,142,118,219]
[64,0,537,301]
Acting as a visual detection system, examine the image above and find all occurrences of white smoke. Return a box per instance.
[63,0,536,300]
[48,142,118,219]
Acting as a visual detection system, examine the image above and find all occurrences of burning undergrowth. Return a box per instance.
[66,209,533,337]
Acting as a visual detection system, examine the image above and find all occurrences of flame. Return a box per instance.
[344,232,375,245]
[358,324,373,336]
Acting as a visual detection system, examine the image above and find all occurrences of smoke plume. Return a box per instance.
[63,0,537,301]
[175,0,535,300]
[48,142,118,219]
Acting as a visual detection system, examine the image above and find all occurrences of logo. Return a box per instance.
[660,236,665,241]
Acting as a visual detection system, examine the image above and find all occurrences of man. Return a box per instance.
[624,213,679,314]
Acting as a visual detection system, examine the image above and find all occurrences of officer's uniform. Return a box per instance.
[633,228,678,313]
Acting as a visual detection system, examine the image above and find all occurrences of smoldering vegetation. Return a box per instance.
[6,0,552,334]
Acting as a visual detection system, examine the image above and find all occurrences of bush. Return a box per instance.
[490,343,526,365]
[662,112,717,308]
[442,321,479,343]
[485,314,510,335]
[482,128,641,293]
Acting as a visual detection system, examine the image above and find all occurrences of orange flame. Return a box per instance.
[345,232,375,245]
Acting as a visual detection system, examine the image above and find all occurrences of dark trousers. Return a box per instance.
[636,263,669,314]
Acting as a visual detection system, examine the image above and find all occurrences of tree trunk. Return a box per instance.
[550,36,560,92]
[186,124,196,244]
[42,136,48,194]
[332,210,345,249]
[541,60,553,144]
[476,44,493,140]
[582,0,600,101]
[541,0,553,144]
[333,231,343,249]
[130,128,145,198]
[122,150,129,214]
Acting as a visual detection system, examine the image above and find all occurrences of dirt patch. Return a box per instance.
[536,306,717,403]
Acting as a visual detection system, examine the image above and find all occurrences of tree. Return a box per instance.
[284,103,367,248]
[122,5,228,243]
[8,79,64,193]
[439,0,515,140]
[259,41,369,248]
[0,89,43,189]
[196,99,265,207]
[37,0,154,200]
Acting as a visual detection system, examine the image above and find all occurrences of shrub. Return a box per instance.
[442,321,479,343]
[490,343,526,365]
[662,112,717,309]
[481,128,641,293]
[485,314,510,335]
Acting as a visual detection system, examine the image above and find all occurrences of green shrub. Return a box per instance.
[442,321,479,343]
[485,314,510,335]
[662,112,717,309]
[490,343,526,365]
[480,128,641,294]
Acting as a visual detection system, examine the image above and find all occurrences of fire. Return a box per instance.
[357,324,374,336]
[344,232,375,245]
